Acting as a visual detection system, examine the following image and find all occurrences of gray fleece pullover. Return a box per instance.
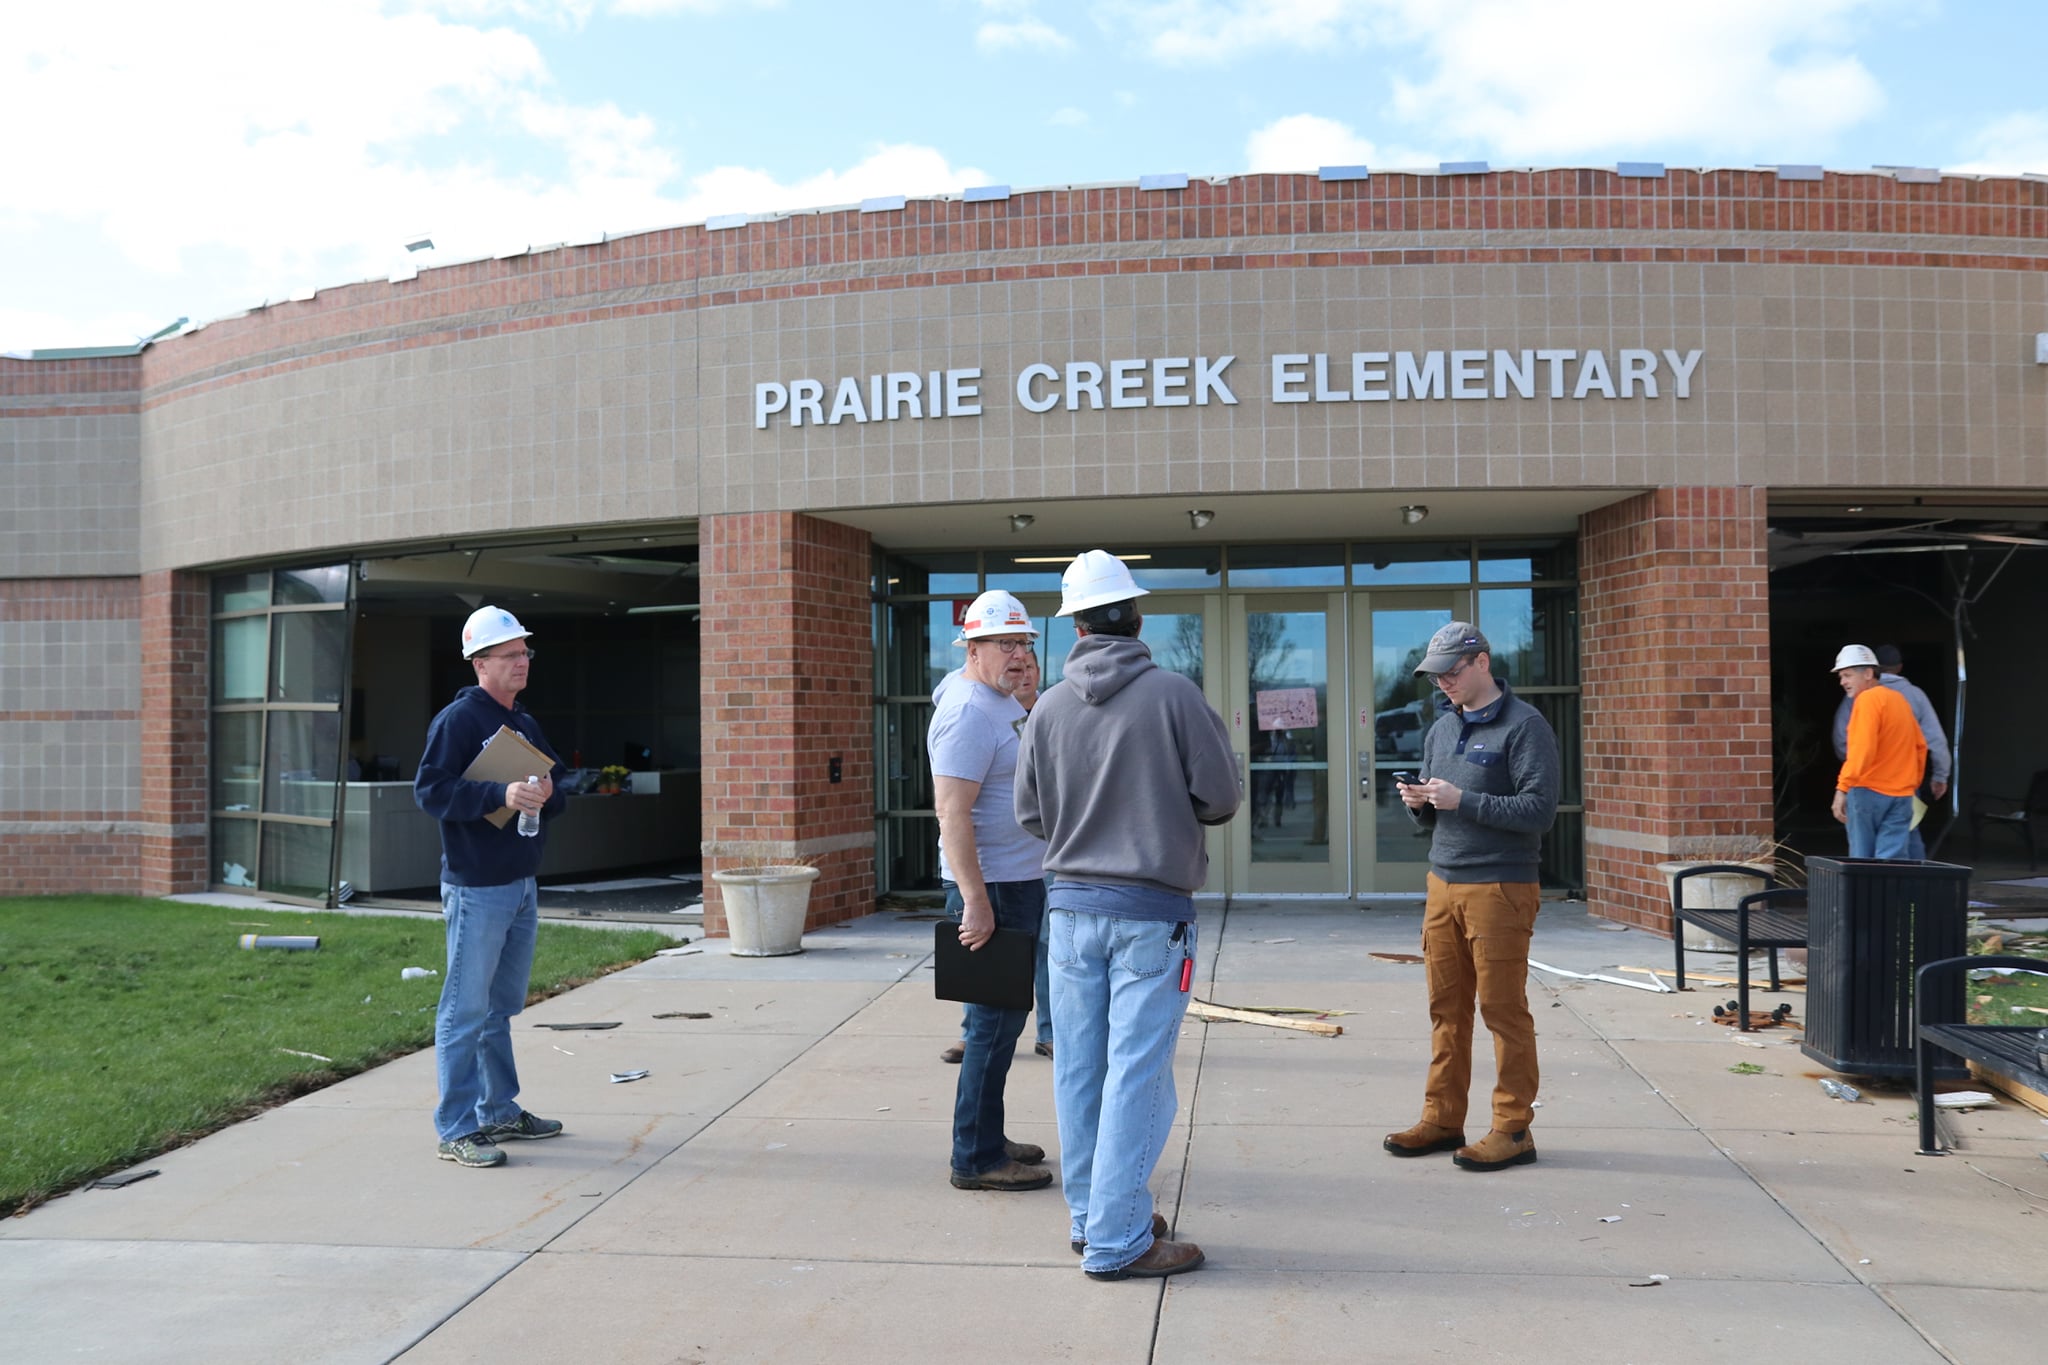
[1015,634,1240,896]
[1408,678,1561,885]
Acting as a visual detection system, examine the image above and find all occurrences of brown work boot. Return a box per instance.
[1085,1238,1205,1281]
[950,1159,1053,1192]
[1383,1120,1465,1157]
[1003,1138,1046,1165]
[940,1041,965,1064]
[1453,1129,1537,1171]
[1073,1210,1170,1255]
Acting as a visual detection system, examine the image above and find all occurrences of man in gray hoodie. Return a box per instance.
[1386,622,1560,1173]
[1015,550,1239,1282]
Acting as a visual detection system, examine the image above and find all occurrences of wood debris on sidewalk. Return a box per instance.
[1190,998,1344,1036]
[1620,965,1806,990]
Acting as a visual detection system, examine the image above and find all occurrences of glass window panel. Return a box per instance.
[264,711,343,818]
[213,818,259,888]
[260,821,336,900]
[1229,545,1343,588]
[1246,608,1331,864]
[212,712,263,812]
[983,554,1067,594]
[879,701,937,812]
[988,548,1222,594]
[1540,809,1585,893]
[878,813,941,894]
[1371,605,1455,761]
[1142,611,1205,689]
[1375,785,1433,863]
[273,564,350,605]
[270,610,348,703]
[212,572,270,613]
[879,600,958,696]
[1128,548,1221,591]
[213,617,268,703]
[1352,541,1472,585]
[1478,586,1578,687]
[879,551,978,597]
[1479,538,1577,582]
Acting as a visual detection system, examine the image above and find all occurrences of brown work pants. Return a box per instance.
[1419,873,1540,1134]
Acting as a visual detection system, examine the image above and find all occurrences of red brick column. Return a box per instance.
[138,570,211,895]
[1579,488,1773,932]
[699,512,875,935]
[0,578,144,895]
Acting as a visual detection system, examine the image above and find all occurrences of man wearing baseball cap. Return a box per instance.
[1386,622,1560,1173]
[929,589,1052,1193]
[1830,644,1927,859]
[413,605,567,1168]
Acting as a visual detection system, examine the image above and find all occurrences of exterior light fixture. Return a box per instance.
[1400,504,1429,525]
[1188,509,1215,530]
[1009,513,1035,532]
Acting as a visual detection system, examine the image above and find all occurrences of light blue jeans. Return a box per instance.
[1049,908,1194,1274]
[435,878,540,1141]
[1845,787,1914,859]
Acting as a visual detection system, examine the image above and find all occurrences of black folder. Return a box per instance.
[933,923,1037,1010]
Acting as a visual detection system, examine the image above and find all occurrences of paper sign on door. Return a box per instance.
[1255,687,1318,732]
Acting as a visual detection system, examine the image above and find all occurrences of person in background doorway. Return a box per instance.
[1388,622,1560,1173]
[413,606,567,1168]
[1830,642,1949,859]
[1831,643,1927,859]
[1016,549,1239,1281]
[930,589,1051,1193]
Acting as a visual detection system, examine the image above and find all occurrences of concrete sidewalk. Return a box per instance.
[5,903,2044,1364]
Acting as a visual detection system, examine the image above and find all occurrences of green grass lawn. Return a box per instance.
[0,896,675,1214]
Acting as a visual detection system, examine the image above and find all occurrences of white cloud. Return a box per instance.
[1048,106,1090,127]
[669,143,992,224]
[1243,113,1435,174]
[977,19,1073,53]
[1103,0,1381,66]
[1388,0,1888,161]
[1951,112,2048,176]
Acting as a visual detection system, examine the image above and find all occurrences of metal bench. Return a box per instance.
[1671,865,1807,1030]
[1913,953,2048,1154]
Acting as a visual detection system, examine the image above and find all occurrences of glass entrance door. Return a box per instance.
[1227,593,1345,894]
[1349,591,1466,892]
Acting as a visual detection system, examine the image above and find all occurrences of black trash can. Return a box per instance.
[1801,856,1970,1077]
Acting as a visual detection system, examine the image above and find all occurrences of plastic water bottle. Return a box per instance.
[517,775,541,837]
[2037,1027,2047,1076]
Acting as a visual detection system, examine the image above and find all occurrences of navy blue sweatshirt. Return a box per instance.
[414,685,567,886]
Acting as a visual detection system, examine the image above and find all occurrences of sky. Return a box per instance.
[5,0,2046,354]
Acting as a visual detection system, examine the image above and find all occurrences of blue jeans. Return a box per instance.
[1845,787,1913,859]
[962,872,1054,1045]
[435,879,540,1141]
[1049,908,1194,1274]
[946,878,1047,1177]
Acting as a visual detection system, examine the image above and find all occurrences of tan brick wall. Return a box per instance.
[1580,488,1773,932]
[698,511,874,934]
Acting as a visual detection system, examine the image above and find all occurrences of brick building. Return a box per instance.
[5,167,2045,934]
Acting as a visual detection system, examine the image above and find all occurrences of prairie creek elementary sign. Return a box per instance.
[754,346,1707,429]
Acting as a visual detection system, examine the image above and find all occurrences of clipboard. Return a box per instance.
[933,923,1037,1010]
[459,724,556,828]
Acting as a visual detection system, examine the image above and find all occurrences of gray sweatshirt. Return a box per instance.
[1408,679,1561,885]
[1014,634,1240,896]
[1830,673,1949,788]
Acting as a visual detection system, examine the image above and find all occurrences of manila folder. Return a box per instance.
[459,724,555,828]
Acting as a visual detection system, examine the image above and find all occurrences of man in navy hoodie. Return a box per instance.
[414,606,567,1168]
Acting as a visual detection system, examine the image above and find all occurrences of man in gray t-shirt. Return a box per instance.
[929,590,1051,1194]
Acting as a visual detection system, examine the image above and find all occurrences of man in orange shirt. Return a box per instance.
[1830,644,1928,859]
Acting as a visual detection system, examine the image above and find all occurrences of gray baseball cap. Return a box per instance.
[1414,621,1490,675]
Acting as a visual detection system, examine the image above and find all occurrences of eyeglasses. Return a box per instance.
[973,638,1035,654]
[480,647,536,661]
[1430,655,1477,687]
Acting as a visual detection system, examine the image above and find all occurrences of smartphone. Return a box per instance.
[1391,771,1419,787]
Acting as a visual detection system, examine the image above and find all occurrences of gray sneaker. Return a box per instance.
[483,1110,564,1141]
[437,1133,506,1167]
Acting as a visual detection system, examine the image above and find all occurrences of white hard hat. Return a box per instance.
[461,605,532,658]
[1057,549,1149,617]
[953,589,1039,645]
[1830,644,1878,673]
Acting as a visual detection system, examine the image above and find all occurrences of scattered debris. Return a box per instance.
[1530,961,1669,993]
[1189,999,1342,1036]
[653,1011,713,1020]
[551,1045,575,1055]
[876,1106,891,1112]
[654,945,702,957]
[1933,1091,2000,1111]
[89,1169,160,1190]
[400,967,438,980]
[1599,1215,1622,1223]
[1621,965,1805,990]
[1262,938,1297,944]
[1712,1001,1797,1029]
[1728,1062,1766,1075]
[1818,1078,1863,1103]
[238,934,319,951]
[609,1070,650,1083]
[278,1048,332,1062]
[1370,952,1425,964]
[535,1022,622,1030]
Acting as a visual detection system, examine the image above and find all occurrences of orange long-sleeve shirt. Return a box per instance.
[1837,684,1926,797]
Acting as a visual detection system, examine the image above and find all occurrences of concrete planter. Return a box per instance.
[1656,861,1774,950]
[713,865,818,957]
